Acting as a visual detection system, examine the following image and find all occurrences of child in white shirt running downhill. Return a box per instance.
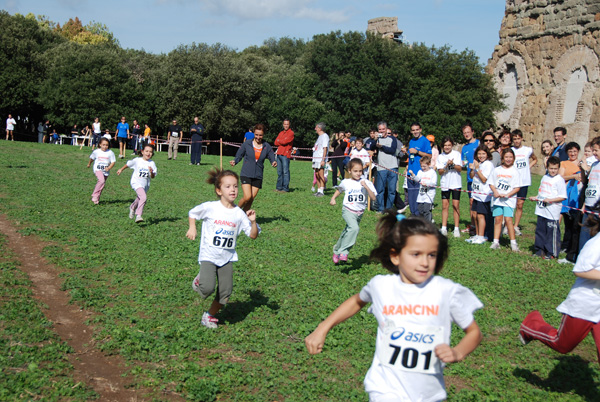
[489,148,521,251]
[87,137,116,205]
[187,169,259,329]
[330,158,377,264]
[116,144,157,223]
[408,155,437,222]
[305,214,483,402]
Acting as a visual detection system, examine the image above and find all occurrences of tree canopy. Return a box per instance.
[0,12,502,146]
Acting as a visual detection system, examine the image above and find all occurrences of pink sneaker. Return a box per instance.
[332,254,340,264]
[339,254,348,262]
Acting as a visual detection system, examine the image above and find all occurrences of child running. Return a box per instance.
[330,158,377,264]
[305,214,483,402]
[187,169,259,329]
[408,155,437,222]
[116,144,157,223]
[87,137,116,204]
[436,136,463,237]
[489,148,521,251]
[529,156,567,259]
[468,145,494,244]
[519,213,600,364]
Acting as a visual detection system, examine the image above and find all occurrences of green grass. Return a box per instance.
[0,141,598,401]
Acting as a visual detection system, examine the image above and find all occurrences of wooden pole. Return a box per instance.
[220,138,223,170]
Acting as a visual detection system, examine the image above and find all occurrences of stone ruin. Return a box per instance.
[367,17,404,42]
[488,0,600,171]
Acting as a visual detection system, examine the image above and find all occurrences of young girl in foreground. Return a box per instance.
[87,137,116,204]
[186,169,259,329]
[519,213,600,363]
[330,158,377,264]
[305,214,483,402]
[116,144,157,223]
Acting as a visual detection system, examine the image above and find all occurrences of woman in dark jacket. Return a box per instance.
[230,123,277,211]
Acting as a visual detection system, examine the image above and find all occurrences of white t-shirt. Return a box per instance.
[472,160,494,203]
[535,174,567,221]
[126,157,157,191]
[489,165,520,208]
[312,134,329,164]
[89,149,116,177]
[512,146,533,186]
[93,122,101,134]
[359,275,483,402]
[416,169,437,204]
[189,201,258,266]
[6,118,16,130]
[338,178,377,213]
[557,232,600,323]
[586,155,598,168]
[585,161,600,207]
[350,148,370,168]
[436,150,462,190]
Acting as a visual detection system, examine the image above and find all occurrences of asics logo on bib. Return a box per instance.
[213,220,236,227]
[390,328,436,344]
[215,228,234,236]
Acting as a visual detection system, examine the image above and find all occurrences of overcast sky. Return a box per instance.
[3,0,506,64]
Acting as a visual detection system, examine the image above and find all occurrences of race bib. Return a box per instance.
[515,159,527,169]
[212,227,236,249]
[347,194,365,203]
[138,169,150,178]
[472,182,480,192]
[586,184,598,199]
[172,132,179,137]
[377,322,444,375]
[97,164,107,171]
[496,179,510,192]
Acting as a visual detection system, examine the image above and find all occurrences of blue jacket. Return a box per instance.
[234,140,276,180]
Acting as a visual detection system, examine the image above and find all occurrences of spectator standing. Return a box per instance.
[167,119,183,160]
[461,124,480,235]
[482,132,501,167]
[427,135,439,168]
[330,132,347,187]
[142,124,151,149]
[375,122,399,212]
[116,116,130,159]
[92,117,102,150]
[190,116,205,165]
[552,126,569,162]
[6,114,16,141]
[130,120,141,155]
[37,122,44,143]
[42,120,50,143]
[511,129,538,236]
[406,122,432,215]
[70,124,79,145]
[312,122,329,197]
[244,127,254,142]
[274,119,294,192]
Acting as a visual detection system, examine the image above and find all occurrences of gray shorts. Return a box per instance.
[192,260,233,305]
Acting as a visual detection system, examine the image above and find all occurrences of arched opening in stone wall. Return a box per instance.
[562,68,588,124]
[499,64,518,123]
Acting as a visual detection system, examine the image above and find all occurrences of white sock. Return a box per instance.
[441,226,447,230]
[318,187,324,194]
[510,239,517,246]
[493,239,499,244]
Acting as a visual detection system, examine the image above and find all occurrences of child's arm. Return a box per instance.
[361,180,376,201]
[489,184,501,199]
[87,158,93,168]
[305,294,367,355]
[148,165,155,179]
[434,321,482,363]
[116,164,129,175]
[186,217,197,240]
[530,152,538,168]
[505,186,520,198]
[246,210,259,239]
[574,270,600,280]
[330,189,341,205]
[106,161,115,172]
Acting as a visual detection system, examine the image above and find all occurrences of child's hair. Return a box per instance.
[475,144,491,160]
[420,155,432,165]
[98,137,110,147]
[591,136,600,147]
[546,156,561,168]
[585,141,592,150]
[510,129,523,140]
[370,213,448,275]
[585,200,600,236]
[355,137,363,144]
[142,144,155,156]
[501,148,515,164]
[206,168,239,195]
[441,136,454,147]
[254,123,266,133]
[565,141,580,152]
[347,158,363,171]
[541,139,553,156]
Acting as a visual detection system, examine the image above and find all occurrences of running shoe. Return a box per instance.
[490,242,501,250]
[339,254,348,262]
[511,243,520,252]
[502,226,508,236]
[557,258,574,265]
[135,215,144,223]
[514,226,522,236]
[201,312,218,329]
[465,236,478,243]
[332,254,340,264]
[129,208,135,219]
[440,228,448,236]
[518,331,531,345]
[453,228,460,238]
[314,192,324,197]
[471,237,487,245]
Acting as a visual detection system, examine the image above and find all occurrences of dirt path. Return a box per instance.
[0,214,180,401]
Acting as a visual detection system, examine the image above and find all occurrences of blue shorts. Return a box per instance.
[492,205,514,218]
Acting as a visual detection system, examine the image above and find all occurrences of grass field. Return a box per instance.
[0,141,599,401]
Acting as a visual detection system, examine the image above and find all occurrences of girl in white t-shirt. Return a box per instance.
[349,138,371,178]
[520,215,600,364]
[116,144,157,223]
[489,148,521,251]
[436,137,463,237]
[306,214,483,402]
[186,169,259,329]
[468,145,494,244]
[87,137,116,204]
[330,158,377,264]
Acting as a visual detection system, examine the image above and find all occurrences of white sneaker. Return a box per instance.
[129,208,135,219]
[465,235,477,243]
[135,215,144,223]
[514,226,522,236]
[557,258,574,265]
[511,243,520,252]
[502,226,508,236]
[201,312,218,329]
[311,186,316,192]
[440,228,448,236]
[453,228,460,238]
[490,242,501,250]
[472,236,487,245]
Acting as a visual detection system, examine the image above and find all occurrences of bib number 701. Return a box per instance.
[388,345,433,371]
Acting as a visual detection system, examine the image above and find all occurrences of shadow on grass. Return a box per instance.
[5,165,28,168]
[142,216,182,225]
[256,215,290,224]
[513,355,600,401]
[339,254,371,274]
[99,199,132,205]
[221,290,279,325]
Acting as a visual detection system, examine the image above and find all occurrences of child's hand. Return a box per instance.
[246,209,256,222]
[148,166,154,174]
[330,198,336,206]
[435,343,463,363]
[186,227,197,240]
[473,160,479,170]
[305,329,327,355]
[117,168,122,176]
[529,196,538,201]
